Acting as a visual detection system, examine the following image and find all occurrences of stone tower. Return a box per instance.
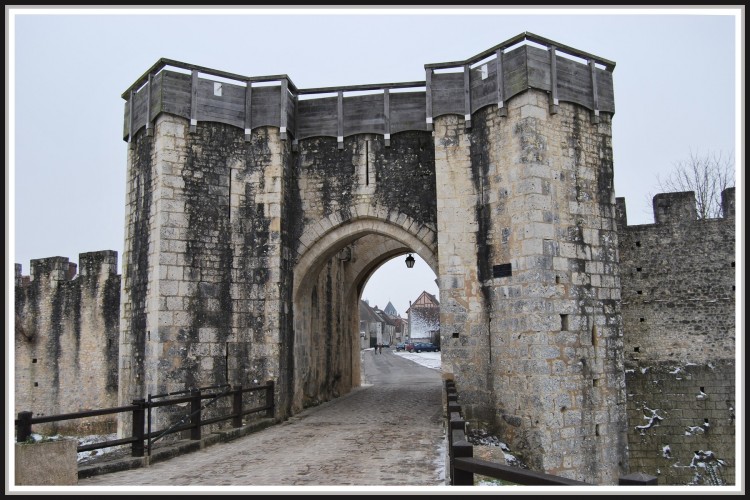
[118,32,627,483]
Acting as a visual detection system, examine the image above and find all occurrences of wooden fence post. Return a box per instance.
[232,386,244,428]
[131,399,146,457]
[190,389,202,440]
[452,437,474,486]
[265,381,275,418]
[17,411,33,442]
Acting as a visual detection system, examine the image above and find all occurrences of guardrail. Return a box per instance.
[122,32,615,149]
[444,380,656,486]
[15,381,274,459]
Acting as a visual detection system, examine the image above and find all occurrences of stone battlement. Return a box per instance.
[615,187,735,227]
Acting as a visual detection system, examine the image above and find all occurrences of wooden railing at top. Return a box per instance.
[122,32,616,150]
[444,380,657,486]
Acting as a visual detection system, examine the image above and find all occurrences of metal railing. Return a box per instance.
[444,380,656,486]
[15,381,275,459]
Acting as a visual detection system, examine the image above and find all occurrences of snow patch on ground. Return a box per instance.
[392,350,441,370]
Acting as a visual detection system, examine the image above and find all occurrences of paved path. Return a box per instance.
[78,349,446,488]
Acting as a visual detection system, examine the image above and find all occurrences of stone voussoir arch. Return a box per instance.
[293,205,438,302]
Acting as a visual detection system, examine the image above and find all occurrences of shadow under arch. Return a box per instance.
[289,215,438,414]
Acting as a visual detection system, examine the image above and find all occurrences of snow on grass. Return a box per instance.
[392,350,441,370]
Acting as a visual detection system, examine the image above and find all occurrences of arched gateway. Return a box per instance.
[118,32,627,483]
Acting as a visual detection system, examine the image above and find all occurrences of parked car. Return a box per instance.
[407,342,440,353]
[395,342,406,351]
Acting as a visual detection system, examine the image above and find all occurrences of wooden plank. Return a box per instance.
[190,69,198,133]
[469,63,496,114]
[596,69,615,113]
[503,45,529,99]
[589,59,600,123]
[390,91,428,134]
[127,90,134,146]
[292,94,299,151]
[454,457,591,486]
[463,64,471,129]
[337,91,343,149]
[496,49,506,116]
[384,89,390,146]
[131,88,148,137]
[145,73,153,135]
[280,79,288,140]
[298,80,424,95]
[251,86,282,129]
[555,56,594,110]
[287,93,296,143]
[343,93,385,137]
[296,97,338,139]
[244,82,252,141]
[196,103,245,128]
[549,47,559,115]
[425,68,433,130]
[195,80,247,106]
[525,45,552,93]
[149,72,163,123]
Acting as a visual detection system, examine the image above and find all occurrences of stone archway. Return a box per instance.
[290,215,438,413]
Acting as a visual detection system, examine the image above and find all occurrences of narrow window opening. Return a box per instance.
[34,382,39,387]
[555,275,561,284]
[595,424,600,437]
[560,314,569,331]
[32,358,37,363]
[593,378,599,387]
[731,261,735,267]
[591,323,598,346]
[365,140,369,186]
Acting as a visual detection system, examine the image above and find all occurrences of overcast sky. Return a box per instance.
[8,7,742,317]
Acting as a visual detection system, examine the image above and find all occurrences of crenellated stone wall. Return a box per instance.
[15,251,120,435]
[13,35,736,487]
[616,188,736,485]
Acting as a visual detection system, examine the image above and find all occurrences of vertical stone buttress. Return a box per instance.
[435,89,627,484]
[119,115,291,430]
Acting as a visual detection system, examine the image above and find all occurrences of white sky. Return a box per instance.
[8,7,743,319]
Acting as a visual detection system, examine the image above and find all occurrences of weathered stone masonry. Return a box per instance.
[435,93,626,484]
[15,252,120,434]
[13,33,736,486]
[616,189,736,485]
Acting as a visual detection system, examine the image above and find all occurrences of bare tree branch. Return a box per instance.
[648,150,735,220]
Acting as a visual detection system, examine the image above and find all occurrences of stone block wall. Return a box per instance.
[435,89,627,484]
[291,132,438,413]
[625,362,735,485]
[119,116,293,431]
[616,188,736,485]
[15,251,120,435]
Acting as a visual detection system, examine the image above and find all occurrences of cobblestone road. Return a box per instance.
[78,349,446,489]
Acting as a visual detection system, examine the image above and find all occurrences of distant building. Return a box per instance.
[359,300,384,349]
[406,291,440,344]
[383,301,398,317]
